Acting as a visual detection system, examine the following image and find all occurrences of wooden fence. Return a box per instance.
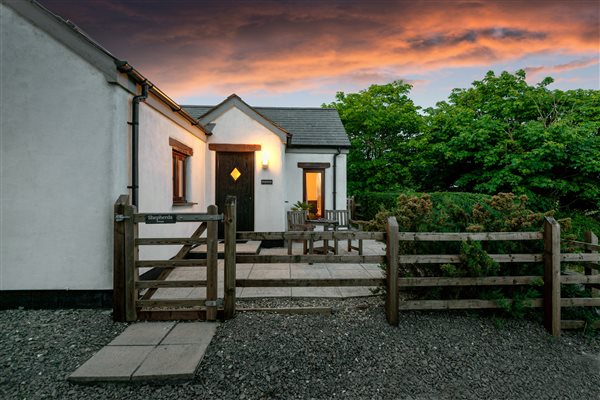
[384,216,600,337]
[114,195,599,336]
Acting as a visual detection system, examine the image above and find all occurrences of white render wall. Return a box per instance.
[284,152,348,220]
[206,107,286,232]
[137,101,207,260]
[0,4,129,290]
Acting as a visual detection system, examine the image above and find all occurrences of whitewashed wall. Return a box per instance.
[137,101,207,260]
[284,152,348,222]
[0,4,129,290]
[206,107,287,232]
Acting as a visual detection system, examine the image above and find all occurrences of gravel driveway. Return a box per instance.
[1,297,598,399]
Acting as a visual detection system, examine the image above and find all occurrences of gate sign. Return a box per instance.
[145,214,177,224]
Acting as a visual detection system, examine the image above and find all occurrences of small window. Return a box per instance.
[169,138,193,204]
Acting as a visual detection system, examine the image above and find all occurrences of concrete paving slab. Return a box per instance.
[327,267,371,279]
[68,345,154,382]
[339,287,376,298]
[235,264,253,279]
[252,263,290,270]
[248,266,289,279]
[291,264,331,278]
[326,262,365,270]
[291,287,342,297]
[366,267,385,279]
[240,287,292,298]
[108,322,175,346]
[152,288,195,299]
[161,322,218,345]
[131,344,207,381]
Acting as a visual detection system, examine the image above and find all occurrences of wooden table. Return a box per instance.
[307,218,338,254]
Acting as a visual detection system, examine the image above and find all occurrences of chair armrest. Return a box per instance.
[349,219,364,230]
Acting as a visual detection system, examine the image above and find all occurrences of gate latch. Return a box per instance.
[114,214,130,222]
[205,298,224,307]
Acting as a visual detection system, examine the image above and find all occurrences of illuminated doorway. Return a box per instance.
[303,169,325,218]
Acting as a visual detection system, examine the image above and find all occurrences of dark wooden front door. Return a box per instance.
[216,151,254,237]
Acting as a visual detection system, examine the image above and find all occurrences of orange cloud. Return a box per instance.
[40,0,599,100]
[524,58,599,78]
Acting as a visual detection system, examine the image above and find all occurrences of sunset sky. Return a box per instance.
[39,0,599,108]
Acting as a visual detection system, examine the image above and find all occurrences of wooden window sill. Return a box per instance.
[172,202,198,207]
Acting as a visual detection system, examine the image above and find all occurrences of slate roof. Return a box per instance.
[182,104,350,148]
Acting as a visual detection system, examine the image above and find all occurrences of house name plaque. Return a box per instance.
[145,214,177,224]
[261,179,273,185]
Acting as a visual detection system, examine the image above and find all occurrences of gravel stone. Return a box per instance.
[1,298,598,399]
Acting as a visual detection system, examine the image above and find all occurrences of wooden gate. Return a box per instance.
[113,195,237,322]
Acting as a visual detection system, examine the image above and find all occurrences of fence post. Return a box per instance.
[584,231,598,298]
[386,216,399,326]
[206,205,218,321]
[123,201,138,322]
[543,217,561,337]
[113,195,129,322]
[224,196,237,319]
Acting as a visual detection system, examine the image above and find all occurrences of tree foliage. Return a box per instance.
[324,81,422,193]
[329,71,600,211]
[419,70,600,210]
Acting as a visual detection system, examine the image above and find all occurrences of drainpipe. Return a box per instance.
[333,147,341,209]
[130,83,149,208]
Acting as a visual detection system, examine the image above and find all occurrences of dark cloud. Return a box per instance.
[37,0,599,100]
[409,28,546,50]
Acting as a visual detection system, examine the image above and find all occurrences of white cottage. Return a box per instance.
[183,96,350,234]
[0,0,349,306]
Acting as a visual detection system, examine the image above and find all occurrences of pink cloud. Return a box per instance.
[39,0,599,100]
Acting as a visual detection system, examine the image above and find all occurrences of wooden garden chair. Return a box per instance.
[287,210,315,255]
[325,209,363,255]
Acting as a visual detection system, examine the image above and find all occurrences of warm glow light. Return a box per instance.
[262,153,269,169]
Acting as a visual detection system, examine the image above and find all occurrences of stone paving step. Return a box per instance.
[68,321,217,383]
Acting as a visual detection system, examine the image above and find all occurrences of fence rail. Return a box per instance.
[237,231,384,241]
[396,231,544,241]
[114,194,599,336]
[385,219,600,337]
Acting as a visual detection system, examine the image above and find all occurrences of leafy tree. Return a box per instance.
[418,70,600,210]
[324,81,422,193]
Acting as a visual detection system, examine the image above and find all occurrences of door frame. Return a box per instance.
[302,168,326,218]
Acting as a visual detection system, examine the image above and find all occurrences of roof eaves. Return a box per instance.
[197,94,291,140]
[5,1,207,135]
[115,62,207,134]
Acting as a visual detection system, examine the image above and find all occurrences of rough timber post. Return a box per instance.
[113,195,129,322]
[206,205,218,321]
[223,196,237,319]
[123,200,138,322]
[584,231,598,298]
[386,216,399,326]
[543,217,561,337]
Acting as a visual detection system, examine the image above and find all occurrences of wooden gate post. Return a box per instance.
[123,201,138,322]
[113,195,129,322]
[206,205,218,321]
[543,217,561,337]
[223,196,237,319]
[386,216,399,326]
[584,231,598,298]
